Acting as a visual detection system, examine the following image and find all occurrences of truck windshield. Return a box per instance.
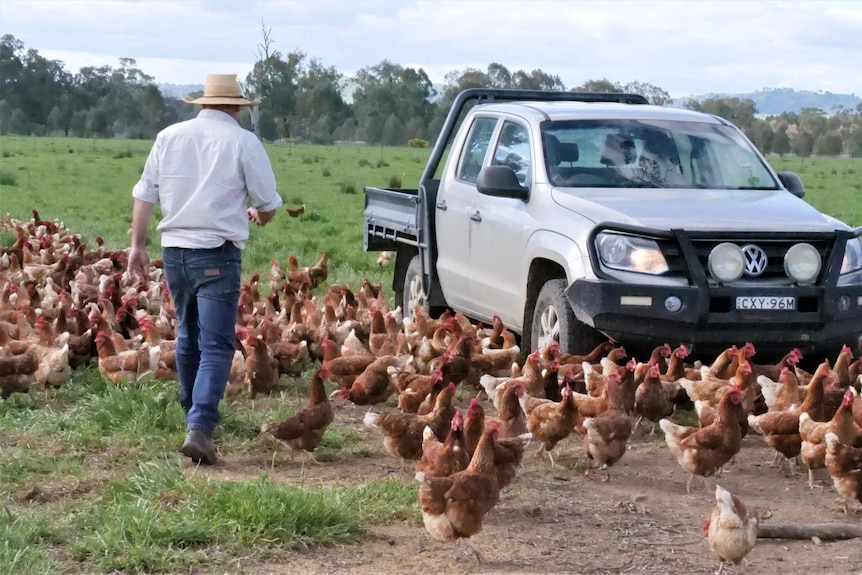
[542,119,779,190]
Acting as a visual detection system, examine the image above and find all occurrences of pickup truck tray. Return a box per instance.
[363,186,419,251]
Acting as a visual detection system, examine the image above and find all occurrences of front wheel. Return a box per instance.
[530,278,603,354]
[399,254,428,320]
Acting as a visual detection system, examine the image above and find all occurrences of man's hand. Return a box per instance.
[248,207,276,226]
[129,199,155,282]
[128,246,150,282]
[247,207,262,225]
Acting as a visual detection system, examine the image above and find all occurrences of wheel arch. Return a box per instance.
[521,257,567,352]
[519,230,589,338]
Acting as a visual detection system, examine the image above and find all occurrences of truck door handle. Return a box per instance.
[470,211,482,222]
[436,201,447,211]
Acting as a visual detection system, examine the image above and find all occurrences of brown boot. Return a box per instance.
[181,429,217,464]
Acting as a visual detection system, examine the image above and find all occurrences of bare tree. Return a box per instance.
[248,20,277,138]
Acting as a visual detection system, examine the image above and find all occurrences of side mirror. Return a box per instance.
[476,166,529,201]
[777,171,805,198]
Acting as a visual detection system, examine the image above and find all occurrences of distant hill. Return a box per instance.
[675,88,861,115]
[158,83,203,99]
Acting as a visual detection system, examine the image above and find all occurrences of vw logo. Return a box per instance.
[742,244,768,276]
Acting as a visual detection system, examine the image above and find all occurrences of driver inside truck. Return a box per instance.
[636,131,687,186]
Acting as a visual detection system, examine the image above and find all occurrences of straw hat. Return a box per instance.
[183,74,260,107]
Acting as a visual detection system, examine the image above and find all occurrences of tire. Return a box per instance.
[530,278,603,354]
[399,254,429,320]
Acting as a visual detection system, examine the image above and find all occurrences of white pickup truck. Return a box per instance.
[364,89,862,363]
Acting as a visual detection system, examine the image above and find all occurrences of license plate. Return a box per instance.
[735,296,796,310]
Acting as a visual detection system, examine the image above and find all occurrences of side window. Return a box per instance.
[492,121,531,185]
[458,116,498,183]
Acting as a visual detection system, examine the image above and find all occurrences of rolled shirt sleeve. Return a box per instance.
[132,139,162,204]
[242,138,282,212]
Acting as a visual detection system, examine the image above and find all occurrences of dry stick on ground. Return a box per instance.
[758,523,862,540]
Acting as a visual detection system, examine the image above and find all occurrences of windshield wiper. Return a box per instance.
[616,181,661,188]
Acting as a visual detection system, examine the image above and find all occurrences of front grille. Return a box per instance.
[660,234,835,285]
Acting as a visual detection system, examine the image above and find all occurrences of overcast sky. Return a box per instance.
[2,0,861,98]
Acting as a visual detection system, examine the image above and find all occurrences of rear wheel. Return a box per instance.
[530,278,603,354]
[399,254,428,320]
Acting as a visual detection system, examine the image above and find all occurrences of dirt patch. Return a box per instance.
[186,400,862,575]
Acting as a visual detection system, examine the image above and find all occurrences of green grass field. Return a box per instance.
[0,136,432,292]
[1,136,861,574]
[1,138,860,288]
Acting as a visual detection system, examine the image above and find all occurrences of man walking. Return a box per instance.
[128,73,282,464]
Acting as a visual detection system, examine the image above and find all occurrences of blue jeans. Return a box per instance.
[162,243,241,436]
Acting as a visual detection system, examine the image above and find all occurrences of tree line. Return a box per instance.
[2,33,861,157]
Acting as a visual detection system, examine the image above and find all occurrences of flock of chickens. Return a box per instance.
[3,211,862,573]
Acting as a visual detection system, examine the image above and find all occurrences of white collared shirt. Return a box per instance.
[132,109,282,249]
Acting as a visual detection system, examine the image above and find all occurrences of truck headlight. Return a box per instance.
[784,243,821,284]
[596,232,669,275]
[841,237,862,275]
[708,242,745,282]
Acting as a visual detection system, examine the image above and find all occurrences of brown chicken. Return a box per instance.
[415,423,501,563]
[478,367,520,412]
[634,362,676,435]
[320,336,376,390]
[520,383,578,467]
[489,379,529,439]
[394,366,444,414]
[750,347,802,380]
[478,314,505,350]
[516,350,545,399]
[471,340,521,376]
[704,485,759,575]
[582,371,633,480]
[463,397,486,457]
[686,345,739,382]
[720,341,756,381]
[824,431,862,514]
[747,364,829,474]
[93,330,158,386]
[822,344,856,420]
[556,339,617,368]
[645,343,673,373]
[364,382,457,470]
[335,354,401,406]
[243,332,280,399]
[659,384,744,493]
[799,386,862,489]
[287,252,328,289]
[367,309,400,357]
[139,315,177,382]
[0,345,38,398]
[268,258,286,294]
[462,395,531,490]
[260,367,334,463]
[757,366,804,413]
[416,409,470,478]
[662,344,689,383]
[285,204,305,217]
[34,337,72,393]
[685,360,758,420]
[582,346,628,397]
